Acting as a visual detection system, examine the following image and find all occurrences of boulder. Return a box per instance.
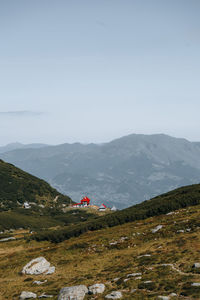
[105,291,122,299]
[158,297,170,300]
[191,283,200,286]
[19,291,37,299]
[22,257,55,275]
[58,285,88,300]
[88,283,105,294]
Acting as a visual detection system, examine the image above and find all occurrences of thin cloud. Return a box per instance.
[0,111,44,117]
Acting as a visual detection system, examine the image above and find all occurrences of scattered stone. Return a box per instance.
[22,257,55,275]
[158,296,170,300]
[88,283,105,294]
[144,281,152,284]
[0,237,16,242]
[169,293,177,297]
[19,291,37,299]
[58,285,88,300]
[138,254,151,258]
[109,241,118,246]
[193,263,200,268]
[135,276,142,280]
[33,280,47,285]
[113,278,120,282]
[38,293,53,298]
[105,291,122,299]
[186,228,191,232]
[123,279,129,282]
[191,283,200,287]
[166,212,174,215]
[177,230,184,233]
[131,289,137,293]
[151,225,163,233]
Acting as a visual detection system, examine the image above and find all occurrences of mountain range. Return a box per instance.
[1,133,200,208]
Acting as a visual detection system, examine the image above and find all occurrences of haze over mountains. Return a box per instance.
[1,133,200,208]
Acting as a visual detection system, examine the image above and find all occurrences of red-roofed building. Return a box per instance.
[73,196,90,207]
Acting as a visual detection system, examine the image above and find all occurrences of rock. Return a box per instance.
[105,291,122,299]
[131,289,137,293]
[144,281,152,284]
[0,237,16,242]
[177,230,184,233]
[169,293,177,297]
[19,291,37,299]
[191,283,200,286]
[151,225,163,233]
[88,283,105,294]
[58,285,88,300]
[193,263,200,268]
[33,280,47,285]
[45,266,55,274]
[138,254,151,258]
[38,293,53,298]
[123,278,129,282]
[158,297,170,300]
[113,278,120,282]
[22,257,55,275]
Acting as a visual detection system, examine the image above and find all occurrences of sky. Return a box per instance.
[0,0,200,145]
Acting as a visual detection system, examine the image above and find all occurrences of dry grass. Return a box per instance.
[0,205,200,299]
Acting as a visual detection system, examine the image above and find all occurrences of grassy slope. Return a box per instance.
[0,159,72,210]
[33,183,200,242]
[0,204,199,299]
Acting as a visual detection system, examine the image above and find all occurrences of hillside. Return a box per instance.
[33,183,200,243]
[1,134,200,208]
[0,159,72,211]
[0,192,200,299]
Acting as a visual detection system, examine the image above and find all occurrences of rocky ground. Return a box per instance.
[0,204,200,299]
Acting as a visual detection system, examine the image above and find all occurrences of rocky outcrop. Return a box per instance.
[19,291,37,299]
[58,285,88,300]
[88,283,105,294]
[105,291,122,299]
[22,257,55,275]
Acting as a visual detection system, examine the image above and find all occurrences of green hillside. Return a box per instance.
[0,159,72,211]
[34,183,200,242]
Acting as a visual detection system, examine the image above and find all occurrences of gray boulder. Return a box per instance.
[22,257,55,275]
[19,291,37,299]
[58,285,88,300]
[88,283,105,294]
[105,291,122,299]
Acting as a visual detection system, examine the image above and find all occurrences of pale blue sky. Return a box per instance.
[0,0,200,145]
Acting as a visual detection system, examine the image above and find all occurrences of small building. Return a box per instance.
[73,196,91,208]
[99,203,107,211]
[111,205,117,211]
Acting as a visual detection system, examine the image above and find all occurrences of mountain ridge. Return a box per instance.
[1,133,200,208]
